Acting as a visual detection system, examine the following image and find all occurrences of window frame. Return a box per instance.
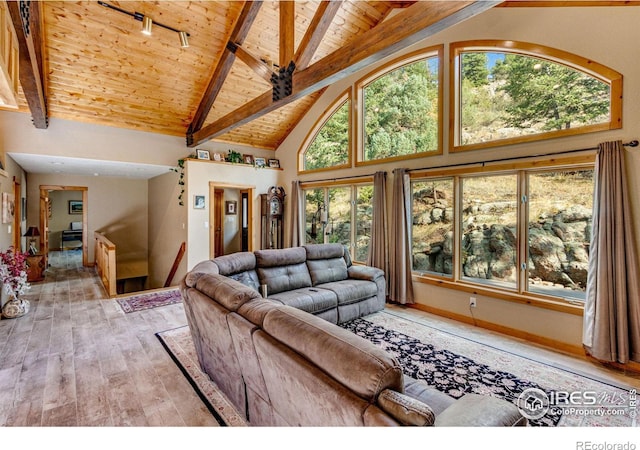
[301,177,374,263]
[410,155,596,315]
[298,88,353,175]
[355,46,444,166]
[449,40,623,153]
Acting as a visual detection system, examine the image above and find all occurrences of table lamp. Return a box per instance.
[24,226,40,255]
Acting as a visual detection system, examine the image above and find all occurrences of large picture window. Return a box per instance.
[451,41,622,152]
[358,47,443,164]
[303,181,373,263]
[411,161,595,306]
[299,92,351,173]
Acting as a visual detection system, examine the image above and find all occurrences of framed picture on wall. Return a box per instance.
[226,201,237,215]
[2,192,14,224]
[268,158,280,168]
[254,157,266,167]
[194,195,205,209]
[69,200,83,214]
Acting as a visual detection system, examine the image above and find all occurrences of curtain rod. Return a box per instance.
[409,140,638,173]
[302,172,379,184]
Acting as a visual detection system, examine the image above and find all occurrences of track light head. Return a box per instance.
[142,15,152,35]
[179,31,189,48]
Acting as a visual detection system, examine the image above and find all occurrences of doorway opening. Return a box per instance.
[39,185,89,269]
[209,183,254,258]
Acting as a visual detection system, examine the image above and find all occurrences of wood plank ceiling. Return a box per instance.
[4,1,496,150]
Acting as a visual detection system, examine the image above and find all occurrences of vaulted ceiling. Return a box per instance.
[3,1,504,150]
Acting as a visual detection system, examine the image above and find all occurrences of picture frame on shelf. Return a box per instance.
[268,158,280,169]
[194,195,205,209]
[213,152,224,162]
[254,157,266,168]
[243,154,254,165]
[196,149,211,160]
[68,200,83,215]
[226,201,237,215]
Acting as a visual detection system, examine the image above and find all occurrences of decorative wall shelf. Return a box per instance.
[188,157,283,171]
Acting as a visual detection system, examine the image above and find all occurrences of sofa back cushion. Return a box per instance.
[304,244,348,286]
[255,247,312,295]
[261,306,404,401]
[213,252,260,291]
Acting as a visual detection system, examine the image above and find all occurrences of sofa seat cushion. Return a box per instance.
[267,287,338,315]
[317,279,378,306]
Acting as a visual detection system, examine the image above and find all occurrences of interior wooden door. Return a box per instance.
[214,189,224,257]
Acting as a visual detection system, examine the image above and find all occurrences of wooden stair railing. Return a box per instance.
[165,241,186,287]
[94,232,117,297]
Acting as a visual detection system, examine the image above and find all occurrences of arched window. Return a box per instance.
[451,40,622,152]
[357,46,443,164]
[298,91,351,173]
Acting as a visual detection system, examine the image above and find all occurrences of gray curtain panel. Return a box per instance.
[366,171,388,296]
[582,140,640,363]
[388,168,414,304]
[289,180,304,247]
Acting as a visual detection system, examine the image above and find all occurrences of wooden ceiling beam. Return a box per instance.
[190,1,499,147]
[187,1,263,143]
[279,1,295,68]
[294,1,343,71]
[7,0,48,128]
[230,43,274,84]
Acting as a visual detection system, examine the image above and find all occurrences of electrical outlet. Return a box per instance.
[469,297,477,308]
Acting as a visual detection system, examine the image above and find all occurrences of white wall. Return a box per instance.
[185,159,280,269]
[275,6,640,349]
[26,173,149,264]
[48,190,83,250]
[148,171,187,288]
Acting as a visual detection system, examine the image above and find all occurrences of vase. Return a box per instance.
[2,295,30,319]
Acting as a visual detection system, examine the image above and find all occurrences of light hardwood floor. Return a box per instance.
[0,250,218,427]
[2,250,638,430]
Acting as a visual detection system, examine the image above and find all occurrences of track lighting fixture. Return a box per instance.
[179,31,189,48]
[97,1,190,48]
[142,15,153,36]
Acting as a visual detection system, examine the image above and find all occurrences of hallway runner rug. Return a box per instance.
[116,288,182,313]
[157,310,636,427]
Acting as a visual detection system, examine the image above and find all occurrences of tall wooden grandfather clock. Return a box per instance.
[261,186,285,249]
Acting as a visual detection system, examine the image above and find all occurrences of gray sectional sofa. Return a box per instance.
[181,243,527,426]
[188,243,385,324]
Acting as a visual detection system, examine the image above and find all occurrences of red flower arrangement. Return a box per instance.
[0,246,30,298]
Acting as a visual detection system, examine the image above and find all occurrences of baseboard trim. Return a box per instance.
[408,302,585,356]
[408,303,640,375]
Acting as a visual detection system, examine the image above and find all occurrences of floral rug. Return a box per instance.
[342,311,637,427]
[157,310,637,427]
[116,288,182,313]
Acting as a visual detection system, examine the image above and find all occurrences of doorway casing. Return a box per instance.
[39,185,89,267]
[208,182,254,258]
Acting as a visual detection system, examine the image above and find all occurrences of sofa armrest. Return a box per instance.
[377,389,435,426]
[348,265,384,282]
[434,394,527,427]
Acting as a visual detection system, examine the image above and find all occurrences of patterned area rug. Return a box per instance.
[116,288,182,313]
[156,327,247,427]
[158,310,636,427]
[342,311,636,427]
